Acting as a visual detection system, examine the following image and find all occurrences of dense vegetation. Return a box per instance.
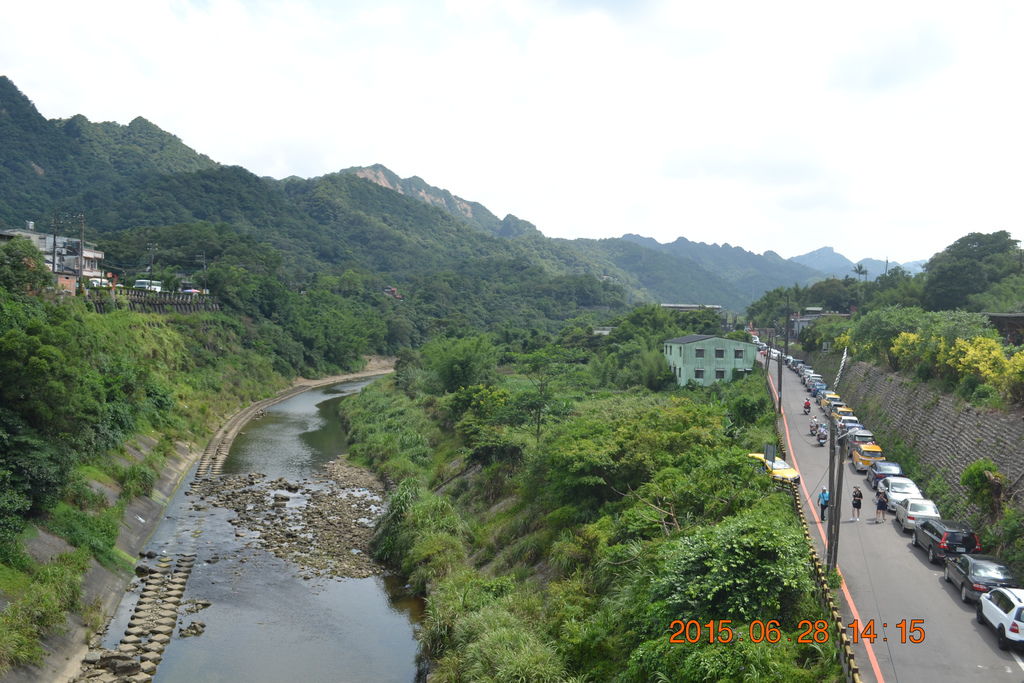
[0,238,293,672]
[341,307,840,681]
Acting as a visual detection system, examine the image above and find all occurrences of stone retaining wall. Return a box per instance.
[808,353,1024,499]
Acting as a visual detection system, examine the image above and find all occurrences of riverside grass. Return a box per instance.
[343,365,842,682]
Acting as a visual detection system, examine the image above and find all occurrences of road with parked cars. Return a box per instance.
[764,352,1024,682]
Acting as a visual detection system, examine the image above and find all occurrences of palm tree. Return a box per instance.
[852,263,868,282]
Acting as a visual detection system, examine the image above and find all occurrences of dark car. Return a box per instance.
[866,461,903,490]
[945,554,1019,603]
[913,519,982,565]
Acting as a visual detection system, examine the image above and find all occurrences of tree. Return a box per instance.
[421,335,498,394]
[0,237,53,293]
[923,231,1019,311]
[852,263,868,281]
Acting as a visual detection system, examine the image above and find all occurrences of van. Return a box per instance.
[852,443,884,471]
[133,279,163,292]
[847,429,876,452]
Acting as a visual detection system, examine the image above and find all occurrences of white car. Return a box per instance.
[836,415,863,434]
[893,498,940,532]
[977,587,1024,651]
[877,476,923,512]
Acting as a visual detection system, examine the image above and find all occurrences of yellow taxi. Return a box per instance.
[851,443,885,472]
[830,405,855,424]
[748,453,801,484]
[818,392,840,411]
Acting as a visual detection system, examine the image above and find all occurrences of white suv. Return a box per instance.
[977,587,1024,651]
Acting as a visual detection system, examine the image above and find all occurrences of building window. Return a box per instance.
[694,369,704,379]
[734,349,744,359]
[695,348,705,358]
[715,369,726,379]
[714,348,725,359]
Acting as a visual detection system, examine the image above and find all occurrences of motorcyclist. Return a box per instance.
[803,398,811,414]
[817,424,828,445]
[809,415,818,435]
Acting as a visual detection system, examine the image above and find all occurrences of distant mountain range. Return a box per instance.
[0,75,930,314]
[344,166,929,305]
[789,246,925,279]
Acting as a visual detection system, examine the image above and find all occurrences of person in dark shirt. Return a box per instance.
[851,486,863,521]
[874,489,888,523]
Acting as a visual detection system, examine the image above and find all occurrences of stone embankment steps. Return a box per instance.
[73,554,196,682]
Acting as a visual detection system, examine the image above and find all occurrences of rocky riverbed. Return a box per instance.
[71,456,390,682]
[187,456,386,579]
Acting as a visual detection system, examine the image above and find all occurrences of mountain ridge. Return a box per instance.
[0,75,923,313]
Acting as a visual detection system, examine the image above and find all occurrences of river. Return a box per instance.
[100,379,422,682]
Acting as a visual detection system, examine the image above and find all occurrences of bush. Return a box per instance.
[0,549,89,674]
[44,503,123,569]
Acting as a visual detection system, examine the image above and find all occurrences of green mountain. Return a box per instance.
[339,164,541,239]
[618,233,822,305]
[0,76,633,351]
[789,247,927,280]
[1,74,864,323]
[342,166,792,309]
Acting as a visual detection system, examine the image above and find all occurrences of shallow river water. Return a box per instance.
[102,379,422,682]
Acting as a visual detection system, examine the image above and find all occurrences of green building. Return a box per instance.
[662,334,757,387]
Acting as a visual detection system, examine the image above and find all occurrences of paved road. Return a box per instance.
[766,358,1024,683]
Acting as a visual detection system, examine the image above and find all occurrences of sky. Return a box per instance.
[3,0,1024,264]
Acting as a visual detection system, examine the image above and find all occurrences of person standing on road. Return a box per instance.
[874,489,888,523]
[818,487,830,521]
[851,486,863,521]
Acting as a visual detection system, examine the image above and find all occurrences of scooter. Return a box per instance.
[802,402,811,415]
[809,420,819,436]
[817,431,827,447]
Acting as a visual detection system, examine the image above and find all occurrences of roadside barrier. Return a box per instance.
[786,476,862,683]
[87,290,221,314]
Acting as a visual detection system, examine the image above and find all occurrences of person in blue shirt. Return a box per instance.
[818,487,830,521]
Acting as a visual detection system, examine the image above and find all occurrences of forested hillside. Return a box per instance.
[1,75,860,316]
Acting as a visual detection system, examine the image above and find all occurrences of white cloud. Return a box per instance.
[2,0,1024,263]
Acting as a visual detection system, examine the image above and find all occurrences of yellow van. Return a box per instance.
[852,443,885,472]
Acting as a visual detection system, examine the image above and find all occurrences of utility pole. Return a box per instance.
[777,339,783,413]
[51,215,60,273]
[77,213,86,289]
[826,423,838,568]
[827,428,850,571]
[147,243,157,275]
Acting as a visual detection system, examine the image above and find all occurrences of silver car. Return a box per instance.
[878,476,923,512]
[893,498,940,532]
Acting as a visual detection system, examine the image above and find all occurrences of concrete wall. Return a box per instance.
[87,291,221,315]
[808,352,1024,500]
